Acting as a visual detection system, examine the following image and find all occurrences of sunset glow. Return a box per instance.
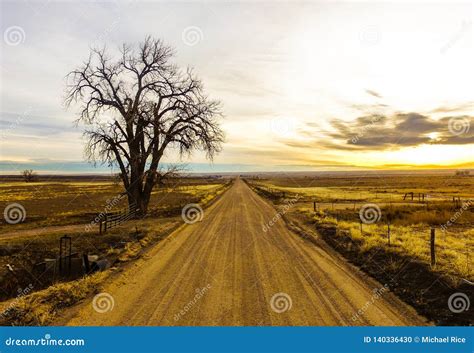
[1,1,473,172]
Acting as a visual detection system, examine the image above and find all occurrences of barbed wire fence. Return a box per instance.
[252,182,473,281]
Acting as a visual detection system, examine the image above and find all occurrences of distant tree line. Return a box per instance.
[455,170,470,176]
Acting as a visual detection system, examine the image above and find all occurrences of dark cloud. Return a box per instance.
[394,113,441,133]
[289,112,474,151]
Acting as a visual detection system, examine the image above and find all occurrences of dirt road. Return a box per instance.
[1,224,88,241]
[63,179,427,326]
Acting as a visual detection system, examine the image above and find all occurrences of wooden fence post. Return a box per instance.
[313,201,316,212]
[430,227,436,267]
[359,220,363,235]
[104,214,108,233]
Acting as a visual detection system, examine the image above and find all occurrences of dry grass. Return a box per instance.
[312,212,472,281]
[0,271,108,326]
[248,175,473,282]
[248,175,473,325]
[0,177,228,232]
[0,178,232,313]
[254,174,474,202]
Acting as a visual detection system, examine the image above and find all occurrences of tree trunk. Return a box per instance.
[126,187,149,217]
[127,172,155,218]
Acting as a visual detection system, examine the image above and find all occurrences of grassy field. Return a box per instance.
[248,174,473,280]
[246,172,473,325]
[0,176,228,233]
[0,176,231,310]
[1,172,472,326]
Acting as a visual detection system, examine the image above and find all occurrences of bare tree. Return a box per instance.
[65,37,224,215]
[21,169,36,182]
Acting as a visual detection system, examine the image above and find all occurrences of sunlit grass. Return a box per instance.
[0,179,229,231]
[251,176,473,282]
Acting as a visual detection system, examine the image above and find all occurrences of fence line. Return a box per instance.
[314,208,472,271]
[99,202,138,234]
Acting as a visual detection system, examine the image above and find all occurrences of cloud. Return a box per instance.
[394,113,440,132]
[293,111,474,151]
[0,111,77,137]
[431,102,474,114]
[365,89,382,99]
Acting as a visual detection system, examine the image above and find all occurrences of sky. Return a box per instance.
[0,0,473,173]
